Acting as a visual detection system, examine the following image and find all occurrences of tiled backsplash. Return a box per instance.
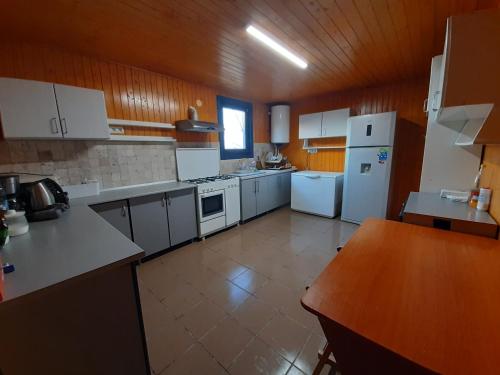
[0,140,273,189]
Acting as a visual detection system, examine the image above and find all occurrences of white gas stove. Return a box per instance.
[176,148,241,238]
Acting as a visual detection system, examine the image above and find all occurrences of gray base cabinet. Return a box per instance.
[91,188,197,258]
[241,179,258,221]
[91,200,132,240]
[256,176,270,215]
[167,189,197,246]
[129,193,171,257]
[240,172,292,221]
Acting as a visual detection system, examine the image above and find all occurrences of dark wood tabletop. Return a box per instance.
[302,218,500,374]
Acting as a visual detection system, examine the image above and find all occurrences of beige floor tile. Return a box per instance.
[293,332,328,375]
[231,295,278,335]
[161,343,226,375]
[161,281,204,318]
[204,279,252,313]
[179,298,227,339]
[286,366,306,375]
[141,290,175,336]
[258,313,309,363]
[229,337,292,375]
[231,269,270,294]
[186,266,226,292]
[146,316,194,374]
[200,316,254,369]
[209,258,249,281]
[254,279,301,313]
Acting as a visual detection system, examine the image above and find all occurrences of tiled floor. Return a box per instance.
[137,207,358,375]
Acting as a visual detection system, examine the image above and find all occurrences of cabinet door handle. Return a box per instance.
[50,117,59,134]
[121,205,127,217]
[167,196,171,206]
[161,196,166,207]
[61,118,68,134]
[431,91,440,111]
[257,180,260,193]
[423,98,429,113]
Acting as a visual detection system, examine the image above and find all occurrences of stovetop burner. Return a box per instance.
[186,175,234,184]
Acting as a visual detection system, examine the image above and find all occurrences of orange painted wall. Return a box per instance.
[0,41,270,144]
[282,78,428,220]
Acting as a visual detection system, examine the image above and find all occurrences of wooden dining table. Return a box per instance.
[301,218,500,374]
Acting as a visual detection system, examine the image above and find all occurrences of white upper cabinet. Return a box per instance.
[299,108,349,139]
[299,112,322,139]
[0,78,109,140]
[433,9,500,144]
[0,78,62,139]
[321,108,350,137]
[54,84,109,139]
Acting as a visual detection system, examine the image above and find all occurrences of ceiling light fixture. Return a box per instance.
[246,25,308,69]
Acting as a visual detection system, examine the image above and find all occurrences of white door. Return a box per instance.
[291,173,336,217]
[298,112,322,139]
[225,184,241,226]
[0,78,62,139]
[341,147,393,224]
[54,84,109,139]
[321,108,349,137]
[347,112,396,147]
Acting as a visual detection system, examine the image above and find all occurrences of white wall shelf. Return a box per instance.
[107,118,175,129]
[302,139,346,151]
[108,135,176,143]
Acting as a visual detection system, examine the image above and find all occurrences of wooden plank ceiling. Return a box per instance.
[0,0,498,102]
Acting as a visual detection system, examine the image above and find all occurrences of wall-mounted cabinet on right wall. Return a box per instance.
[433,9,500,145]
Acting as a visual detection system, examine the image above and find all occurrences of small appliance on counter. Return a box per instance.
[19,178,69,222]
[0,174,20,210]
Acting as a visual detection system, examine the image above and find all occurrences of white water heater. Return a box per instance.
[271,105,290,143]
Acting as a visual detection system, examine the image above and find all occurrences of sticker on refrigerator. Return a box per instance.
[377,148,388,164]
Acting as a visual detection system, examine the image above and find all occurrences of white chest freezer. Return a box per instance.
[291,171,344,218]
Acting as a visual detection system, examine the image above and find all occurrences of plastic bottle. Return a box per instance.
[477,188,492,211]
[469,164,484,208]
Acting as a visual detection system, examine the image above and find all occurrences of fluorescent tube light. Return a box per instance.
[246,25,308,69]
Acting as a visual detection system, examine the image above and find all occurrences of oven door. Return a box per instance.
[198,189,225,222]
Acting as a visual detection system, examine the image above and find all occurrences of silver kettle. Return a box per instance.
[25,181,56,211]
[20,179,69,221]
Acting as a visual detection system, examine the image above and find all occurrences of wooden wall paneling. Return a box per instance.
[0,41,269,143]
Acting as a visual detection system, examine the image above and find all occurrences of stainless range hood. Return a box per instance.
[175,119,224,133]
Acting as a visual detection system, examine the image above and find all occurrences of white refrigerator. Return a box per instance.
[341,111,396,224]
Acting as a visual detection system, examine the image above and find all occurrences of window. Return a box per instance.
[217,96,253,160]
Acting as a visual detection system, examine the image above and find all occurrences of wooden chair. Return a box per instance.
[312,342,337,375]
[304,286,338,374]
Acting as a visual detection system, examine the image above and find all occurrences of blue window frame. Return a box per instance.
[217,95,253,160]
